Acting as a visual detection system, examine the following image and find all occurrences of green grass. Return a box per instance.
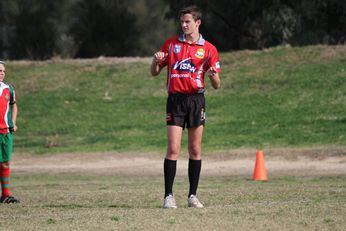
[2,46,345,230]
[0,174,345,230]
[6,45,346,154]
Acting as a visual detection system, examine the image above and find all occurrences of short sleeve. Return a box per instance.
[208,46,221,73]
[9,84,16,105]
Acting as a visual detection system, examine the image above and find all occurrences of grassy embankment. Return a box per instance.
[6,45,346,154]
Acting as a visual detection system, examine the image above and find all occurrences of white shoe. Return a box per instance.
[163,195,177,208]
[188,195,204,208]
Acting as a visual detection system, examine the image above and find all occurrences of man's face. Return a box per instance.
[0,64,5,82]
[180,13,201,36]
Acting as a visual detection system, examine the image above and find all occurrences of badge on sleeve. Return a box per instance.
[215,61,220,69]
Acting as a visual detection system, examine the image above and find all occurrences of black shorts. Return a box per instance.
[166,93,205,129]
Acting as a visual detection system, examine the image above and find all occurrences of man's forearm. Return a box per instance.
[150,61,161,76]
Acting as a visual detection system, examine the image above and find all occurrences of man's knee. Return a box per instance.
[188,145,201,159]
[167,144,180,159]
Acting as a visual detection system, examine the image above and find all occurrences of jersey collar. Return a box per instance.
[178,34,205,45]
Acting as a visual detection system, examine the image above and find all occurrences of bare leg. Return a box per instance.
[166,125,183,160]
[188,125,203,160]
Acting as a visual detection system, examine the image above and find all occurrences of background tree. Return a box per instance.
[291,0,346,45]
[165,0,346,50]
[127,0,176,56]
[68,0,138,58]
[10,0,66,59]
[0,0,19,59]
[0,0,345,60]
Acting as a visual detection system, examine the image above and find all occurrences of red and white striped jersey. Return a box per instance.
[0,83,16,134]
[159,34,221,94]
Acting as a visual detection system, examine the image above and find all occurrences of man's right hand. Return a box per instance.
[153,52,168,64]
[151,52,168,76]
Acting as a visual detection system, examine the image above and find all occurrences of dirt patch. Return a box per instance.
[320,44,346,60]
[11,147,346,177]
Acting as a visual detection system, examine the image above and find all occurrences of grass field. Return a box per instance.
[5,45,346,154]
[0,174,345,230]
[1,45,346,230]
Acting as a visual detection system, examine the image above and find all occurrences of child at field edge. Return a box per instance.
[150,5,221,208]
[0,61,19,204]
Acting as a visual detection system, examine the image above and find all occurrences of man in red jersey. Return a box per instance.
[150,5,221,208]
[0,61,19,203]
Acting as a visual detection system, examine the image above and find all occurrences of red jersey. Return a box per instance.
[159,34,221,94]
[0,83,16,134]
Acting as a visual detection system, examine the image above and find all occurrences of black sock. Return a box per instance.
[188,159,202,197]
[164,158,177,197]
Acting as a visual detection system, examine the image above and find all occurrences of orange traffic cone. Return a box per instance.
[253,150,268,180]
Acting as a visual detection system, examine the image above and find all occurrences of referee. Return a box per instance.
[150,5,221,208]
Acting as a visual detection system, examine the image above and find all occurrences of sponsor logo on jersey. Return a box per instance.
[174,45,181,53]
[170,73,190,78]
[172,58,196,73]
[5,93,9,101]
[215,61,220,69]
[195,48,205,59]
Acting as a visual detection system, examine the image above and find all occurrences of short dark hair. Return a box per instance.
[179,5,202,21]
